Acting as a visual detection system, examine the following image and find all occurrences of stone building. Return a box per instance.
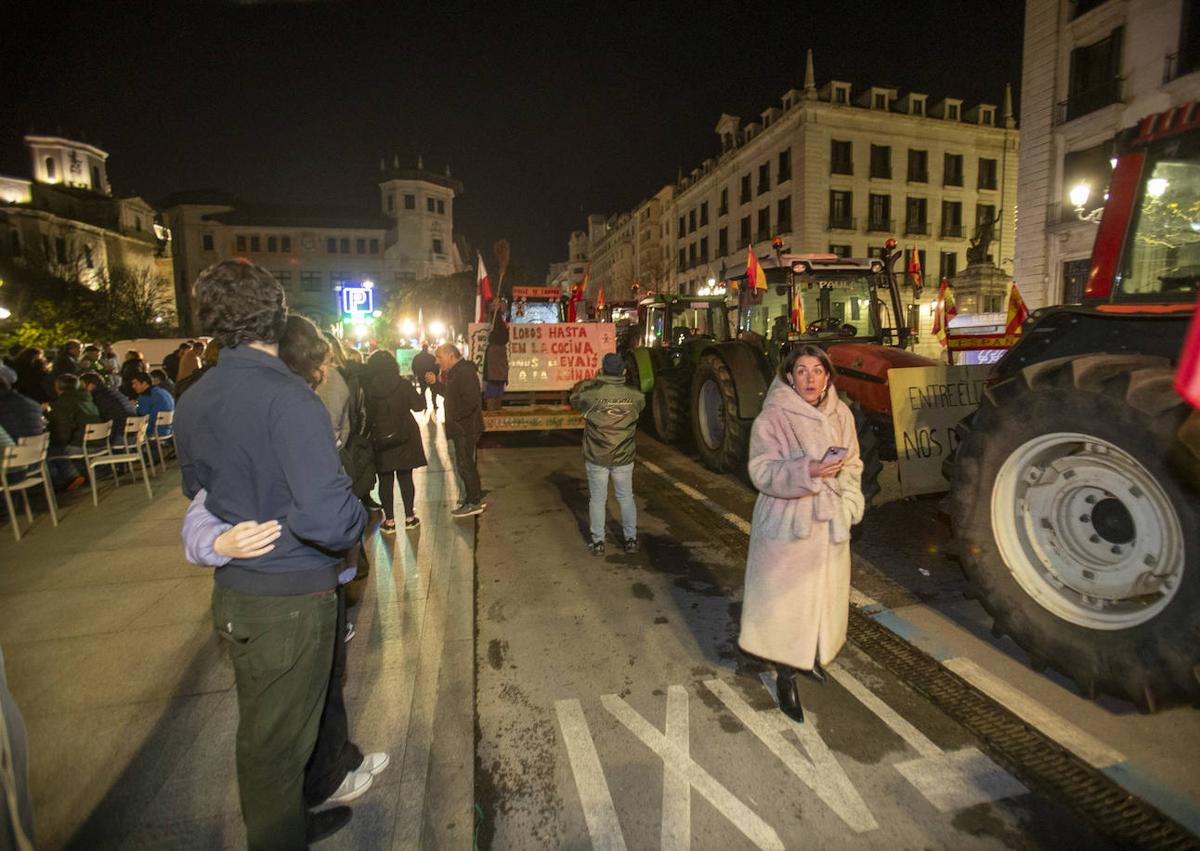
[0,135,175,307]
[1016,0,1200,308]
[164,157,466,331]
[586,186,673,306]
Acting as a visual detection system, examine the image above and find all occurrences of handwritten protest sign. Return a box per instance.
[468,323,616,392]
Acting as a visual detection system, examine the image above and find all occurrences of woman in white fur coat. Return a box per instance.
[739,344,865,723]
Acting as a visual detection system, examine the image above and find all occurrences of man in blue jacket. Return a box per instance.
[130,371,175,436]
[175,260,366,849]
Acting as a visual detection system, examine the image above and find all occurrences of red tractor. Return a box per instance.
[947,104,1200,710]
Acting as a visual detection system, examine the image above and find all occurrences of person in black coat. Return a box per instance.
[0,366,45,441]
[80,371,136,434]
[411,344,438,415]
[425,343,485,517]
[364,349,427,532]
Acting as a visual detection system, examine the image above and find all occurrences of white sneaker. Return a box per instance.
[359,751,391,776]
[324,768,373,804]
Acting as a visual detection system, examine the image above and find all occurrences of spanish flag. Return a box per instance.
[791,286,806,333]
[907,246,924,294]
[746,246,767,292]
[931,277,957,347]
[1004,282,1029,335]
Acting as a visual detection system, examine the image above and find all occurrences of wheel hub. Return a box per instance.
[1091,497,1135,545]
[697,379,725,450]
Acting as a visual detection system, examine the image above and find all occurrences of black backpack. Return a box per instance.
[338,366,377,498]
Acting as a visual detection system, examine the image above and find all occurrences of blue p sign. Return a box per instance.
[340,286,373,316]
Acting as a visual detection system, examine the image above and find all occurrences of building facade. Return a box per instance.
[586,185,673,306]
[164,158,466,330]
[1016,0,1200,308]
[0,135,175,307]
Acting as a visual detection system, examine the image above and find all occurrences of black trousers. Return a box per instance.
[377,469,416,520]
[303,585,363,807]
[452,432,482,504]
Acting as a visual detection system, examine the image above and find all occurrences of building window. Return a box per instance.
[833,85,849,104]
[437,199,445,214]
[281,236,291,252]
[718,226,728,257]
[356,238,366,254]
[699,201,708,227]
[45,157,55,179]
[326,237,337,253]
[267,236,277,252]
[432,237,444,254]
[831,140,853,175]
[739,215,751,245]
[719,188,729,216]
[274,271,292,289]
[828,244,851,258]
[905,197,928,234]
[387,194,395,212]
[301,271,321,292]
[249,235,260,252]
[868,194,892,232]
[91,165,101,188]
[740,174,752,204]
[907,149,928,183]
[939,251,958,279]
[54,237,67,264]
[688,209,697,233]
[237,235,247,252]
[678,216,686,238]
[941,201,963,237]
[943,153,964,187]
[757,162,770,194]
[869,145,892,179]
[83,244,94,269]
[427,197,436,212]
[699,236,708,263]
[912,98,925,117]
[1062,258,1091,303]
[1065,28,1123,121]
[978,158,998,190]
[678,248,686,270]
[829,190,854,230]
[757,207,771,242]
[980,107,995,126]
[777,149,791,183]
[369,238,379,254]
[339,237,350,253]
[777,196,792,233]
[202,234,214,251]
[947,103,960,120]
[404,194,415,209]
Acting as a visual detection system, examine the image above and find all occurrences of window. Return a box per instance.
[700,237,709,263]
[700,202,708,227]
[869,145,892,179]
[236,235,247,252]
[330,272,348,287]
[274,271,292,290]
[1062,141,1114,217]
[905,197,928,234]
[980,107,995,127]
[828,244,851,258]
[757,206,771,241]
[678,216,686,238]
[369,238,379,253]
[267,236,277,252]
[941,201,963,237]
[54,237,66,263]
[947,103,960,120]
[776,196,792,233]
[326,237,337,253]
[1065,28,1123,121]
[829,190,854,229]
[432,237,444,254]
[250,235,261,252]
[135,216,143,232]
[1062,258,1090,303]
[356,238,366,254]
[387,194,395,212]
[688,243,697,265]
[91,165,101,187]
[718,227,728,257]
[719,188,729,216]
[976,204,997,238]
[83,245,93,269]
[339,237,350,253]
[978,158,998,190]
[833,85,848,104]
[943,153,964,186]
[202,234,214,251]
[907,149,928,183]
[939,251,958,279]
[1115,151,1200,299]
[281,236,291,252]
[831,140,853,175]
[427,197,436,212]
[873,92,887,110]
[45,157,55,179]
[868,194,892,232]
[758,162,770,194]
[688,209,697,233]
[912,98,925,117]
[301,271,321,292]
[778,149,791,183]
[739,215,751,244]
[404,194,415,209]
[740,174,751,203]
[436,199,445,214]
[678,248,686,270]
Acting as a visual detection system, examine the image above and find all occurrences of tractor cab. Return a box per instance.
[508,286,567,324]
[638,294,732,349]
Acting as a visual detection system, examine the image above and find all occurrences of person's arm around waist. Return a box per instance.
[183,488,283,567]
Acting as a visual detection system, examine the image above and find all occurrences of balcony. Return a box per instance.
[1055,79,1122,124]
[867,218,894,234]
[904,221,930,236]
[940,223,964,238]
[828,215,857,231]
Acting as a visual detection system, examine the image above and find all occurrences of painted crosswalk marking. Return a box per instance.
[661,685,691,851]
[555,699,628,851]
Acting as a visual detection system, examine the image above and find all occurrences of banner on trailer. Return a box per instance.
[887,364,992,497]
[469,322,616,391]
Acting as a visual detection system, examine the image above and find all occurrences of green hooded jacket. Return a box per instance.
[569,374,646,467]
[47,387,101,446]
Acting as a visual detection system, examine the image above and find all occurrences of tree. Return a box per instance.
[96,265,178,338]
[380,271,475,345]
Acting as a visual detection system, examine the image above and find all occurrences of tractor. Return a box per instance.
[945,104,1199,710]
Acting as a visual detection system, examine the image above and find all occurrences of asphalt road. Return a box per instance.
[472,430,1123,849]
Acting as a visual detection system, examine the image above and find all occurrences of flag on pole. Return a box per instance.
[1004,281,1029,335]
[791,285,806,333]
[907,246,924,294]
[596,286,605,311]
[746,246,767,292]
[931,278,957,347]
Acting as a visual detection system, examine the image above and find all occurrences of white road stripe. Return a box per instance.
[555,699,628,851]
[661,686,691,851]
[602,693,785,851]
[943,657,1125,769]
[827,664,942,758]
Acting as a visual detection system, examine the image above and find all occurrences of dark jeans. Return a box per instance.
[303,585,363,807]
[451,432,482,504]
[212,585,336,851]
[377,468,416,520]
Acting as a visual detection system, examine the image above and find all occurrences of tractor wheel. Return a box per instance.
[948,355,1199,710]
[651,370,690,444]
[848,400,883,507]
[625,353,654,428]
[692,353,751,473]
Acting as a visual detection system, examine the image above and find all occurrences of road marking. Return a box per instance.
[555,699,628,851]
[640,459,752,534]
[601,692,785,851]
[661,685,690,851]
[943,657,1125,769]
[826,665,942,759]
[714,677,879,834]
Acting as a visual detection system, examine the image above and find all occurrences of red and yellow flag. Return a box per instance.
[596,286,605,311]
[1005,282,1029,335]
[746,246,767,292]
[907,246,924,294]
[932,277,957,347]
[791,286,806,332]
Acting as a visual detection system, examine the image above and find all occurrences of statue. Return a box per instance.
[967,208,1000,266]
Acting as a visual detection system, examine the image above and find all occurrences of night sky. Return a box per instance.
[2,1,1023,278]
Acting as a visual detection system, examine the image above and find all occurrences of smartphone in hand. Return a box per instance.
[821,446,849,464]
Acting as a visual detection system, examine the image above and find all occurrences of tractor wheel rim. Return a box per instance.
[697,379,725,450]
[990,431,1184,630]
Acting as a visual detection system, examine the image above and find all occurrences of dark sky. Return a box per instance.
[2,1,1023,278]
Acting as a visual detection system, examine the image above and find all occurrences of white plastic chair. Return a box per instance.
[48,420,113,490]
[147,409,175,473]
[1,437,59,541]
[90,415,153,505]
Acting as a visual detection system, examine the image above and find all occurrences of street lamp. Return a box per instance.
[429,320,445,338]
[1069,182,1105,223]
[0,307,10,320]
[400,318,416,336]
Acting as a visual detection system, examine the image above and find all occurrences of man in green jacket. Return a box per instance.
[47,373,101,490]
[569,353,646,555]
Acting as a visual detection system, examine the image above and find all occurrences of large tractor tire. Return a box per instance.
[947,354,1199,711]
[625,353,654,428]
[692,353,751,473]
[651,370,690,444]
[848,400,883,507]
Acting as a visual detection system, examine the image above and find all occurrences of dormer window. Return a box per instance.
[980,107,994,126]
[45,157,55,180]
[873,93,887,110]
[947,103,959,120]
[833,85,849,104]
[912,98,925,116]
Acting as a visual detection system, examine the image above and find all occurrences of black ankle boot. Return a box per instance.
[775,667,805,723]
[800,660,827,685]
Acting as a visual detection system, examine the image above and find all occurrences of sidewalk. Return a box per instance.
[0,414,473,850]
